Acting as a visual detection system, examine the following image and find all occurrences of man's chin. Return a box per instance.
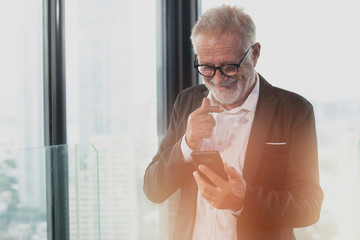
[205,83,242,105]
[212,91,240,105]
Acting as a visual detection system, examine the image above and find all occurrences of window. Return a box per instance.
[0,1,43,150]
[200,1,360,239]
[65,0,159,238]
[0,1,44,238]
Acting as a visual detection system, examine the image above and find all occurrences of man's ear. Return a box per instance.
[251,42,261,67]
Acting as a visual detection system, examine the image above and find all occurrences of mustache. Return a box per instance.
[209,78,238,87]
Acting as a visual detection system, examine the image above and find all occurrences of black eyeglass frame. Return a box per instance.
[193,44,255,78]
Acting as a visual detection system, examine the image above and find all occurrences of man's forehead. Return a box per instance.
[194,33,243,51]
[194,33,242,56]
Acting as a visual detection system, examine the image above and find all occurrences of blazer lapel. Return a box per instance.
[243,75,279,183]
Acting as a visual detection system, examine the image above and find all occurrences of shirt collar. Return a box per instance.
[208,73,260,114]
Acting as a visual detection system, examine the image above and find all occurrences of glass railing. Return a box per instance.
[3,137,358,239]
[0,144,100,240]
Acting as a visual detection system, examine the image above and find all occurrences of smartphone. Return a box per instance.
[191,150,228,186]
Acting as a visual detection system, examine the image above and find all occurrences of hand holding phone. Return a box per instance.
[191,151,229,186]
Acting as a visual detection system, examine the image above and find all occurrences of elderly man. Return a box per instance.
[144,5,323,240]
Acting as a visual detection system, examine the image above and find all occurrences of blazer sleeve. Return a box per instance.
[143,92,196,203]
[240,100,323,227]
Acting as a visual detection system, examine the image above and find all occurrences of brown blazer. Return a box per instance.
[143,75,323,240]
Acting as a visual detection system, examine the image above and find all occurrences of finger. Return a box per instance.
[224,164,246,199]
[198,164,227,188]
[224,163,243,180]
[195,122,216,132]
[191,106,224,117]
[202,97,210,107]
[188,110,217,128]
[193,171,217,200]
[189,114,216,126]
[199,105,224,114]
[201,129,214,139]
[188,120,214,132]
[198,98,224,114]
[188,129,213,139]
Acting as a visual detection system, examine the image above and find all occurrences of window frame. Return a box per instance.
[43,0,69,239]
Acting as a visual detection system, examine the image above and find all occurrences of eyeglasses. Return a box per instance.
[193,45,254,78]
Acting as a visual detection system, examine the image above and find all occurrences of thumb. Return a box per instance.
[202,97,210,107]
[224,163,242,180]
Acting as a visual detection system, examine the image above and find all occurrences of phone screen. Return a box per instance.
[191,150,228,185]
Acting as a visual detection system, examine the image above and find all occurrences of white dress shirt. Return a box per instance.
[181,75,260,240]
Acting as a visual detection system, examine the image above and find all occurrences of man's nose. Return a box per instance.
[212,69,225,85]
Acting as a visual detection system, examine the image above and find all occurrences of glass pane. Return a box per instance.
[0,147,46,239]
[0,1,43,149]
[66,144,101,240]
[65,0,159,239]
[0,144,100,239]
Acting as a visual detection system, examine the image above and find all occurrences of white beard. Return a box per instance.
[204,78,243,105]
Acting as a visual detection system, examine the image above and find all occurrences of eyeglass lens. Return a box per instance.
[198,65,238,77]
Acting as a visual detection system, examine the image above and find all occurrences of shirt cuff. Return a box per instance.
[181,135,193,163]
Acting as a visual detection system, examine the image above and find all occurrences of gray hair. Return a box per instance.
[190,5,256,53]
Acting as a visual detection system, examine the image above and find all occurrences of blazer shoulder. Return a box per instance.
[258,75,314,123]
[175,84,208,108]
[168,85,208,122]
[273,86,313,109]
[178,84,208,98]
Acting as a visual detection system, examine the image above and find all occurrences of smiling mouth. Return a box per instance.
[212,79,237,89]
